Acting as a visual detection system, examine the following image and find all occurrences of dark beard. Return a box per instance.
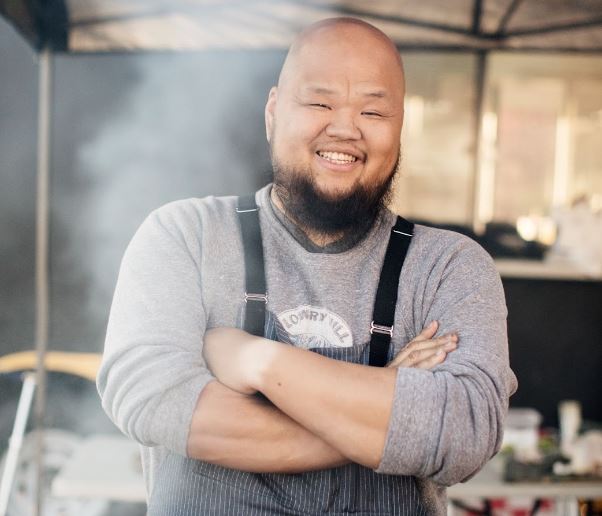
[272,159,398,237]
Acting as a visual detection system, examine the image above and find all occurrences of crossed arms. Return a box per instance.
[187,323,457,473]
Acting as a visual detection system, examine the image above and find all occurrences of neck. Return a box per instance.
[270,188,345,247]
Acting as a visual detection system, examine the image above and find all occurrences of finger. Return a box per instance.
[411,320,438,342]
[387,337,457,368]
[395,343,454,369]
[409,332,458,351]
[393,333,457,364]
[412,340,458,368]
[413,348,448,370]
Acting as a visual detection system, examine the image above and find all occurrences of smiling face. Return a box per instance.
[266,20,405,205]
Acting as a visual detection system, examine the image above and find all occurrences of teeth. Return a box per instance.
[318,151,357,164]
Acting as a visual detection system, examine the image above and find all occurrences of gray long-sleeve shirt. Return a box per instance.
[97,184,517,514]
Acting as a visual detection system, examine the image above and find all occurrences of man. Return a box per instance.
[98,17,517,515]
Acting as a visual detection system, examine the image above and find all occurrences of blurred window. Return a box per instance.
[393,52,602,227]
[394,53,477,225]
[481,53,602,225]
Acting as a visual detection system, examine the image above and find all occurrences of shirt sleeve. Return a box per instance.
[375,235,518,486]
[96,203,214,456]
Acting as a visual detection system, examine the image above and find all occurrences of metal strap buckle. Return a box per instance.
[244,292,268,303]
[370,321,393,337]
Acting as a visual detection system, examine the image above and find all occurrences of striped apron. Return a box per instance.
[147,196,428,515]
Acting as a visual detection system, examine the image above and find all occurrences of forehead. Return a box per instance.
[284,26,404,99]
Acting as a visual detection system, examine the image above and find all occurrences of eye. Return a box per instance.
[309,103,331,110]
[362,111,383,117]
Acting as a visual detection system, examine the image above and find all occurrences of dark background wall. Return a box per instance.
[1,16,600,435]
[503,278,602,427]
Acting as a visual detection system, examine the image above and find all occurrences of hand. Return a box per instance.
[203,327,274,395]
[386,321,458,370]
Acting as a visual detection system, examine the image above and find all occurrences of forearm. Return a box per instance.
[187,379,349,473]
[254,342,398,469]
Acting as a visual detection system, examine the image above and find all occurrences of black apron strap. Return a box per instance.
[236,195,267,337]
[369,217,414,367]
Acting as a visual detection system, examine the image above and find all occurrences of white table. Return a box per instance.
[448,456,602,515]
[53,437,602,514]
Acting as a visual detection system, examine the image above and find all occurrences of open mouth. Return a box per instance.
[316,151,358,165]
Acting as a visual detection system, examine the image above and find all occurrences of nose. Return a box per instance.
[325,109,361,140]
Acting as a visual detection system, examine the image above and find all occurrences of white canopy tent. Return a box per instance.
[2,0,602,52]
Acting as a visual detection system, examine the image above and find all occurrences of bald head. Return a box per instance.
[278,18,405,92]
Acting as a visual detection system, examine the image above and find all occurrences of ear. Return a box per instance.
[265,86,278,143]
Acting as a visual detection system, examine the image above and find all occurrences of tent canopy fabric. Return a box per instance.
[1,0,601,53]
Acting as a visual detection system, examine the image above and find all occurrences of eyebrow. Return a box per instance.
[302,85,389,99]
[363,90,387,99]
[303,86,336,96]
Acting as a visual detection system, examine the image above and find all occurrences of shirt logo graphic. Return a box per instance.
[276,305,353,349]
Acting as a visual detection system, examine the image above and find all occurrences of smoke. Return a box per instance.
[50,50,283,350]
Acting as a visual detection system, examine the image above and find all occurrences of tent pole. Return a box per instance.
[34,46,51,516]
[471,50,488,234]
